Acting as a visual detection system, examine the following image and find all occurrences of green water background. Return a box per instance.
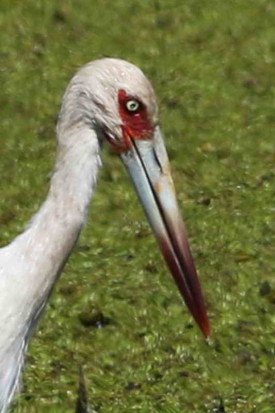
[0,1,274,411]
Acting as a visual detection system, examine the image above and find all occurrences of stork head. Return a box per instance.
[60,58,211,337]
[59,58,158,149]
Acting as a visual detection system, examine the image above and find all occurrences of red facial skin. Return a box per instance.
[107,90,155,153]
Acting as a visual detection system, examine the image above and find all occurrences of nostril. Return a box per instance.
[152,147,163,174]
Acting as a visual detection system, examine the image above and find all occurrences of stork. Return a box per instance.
[0,58,210,412]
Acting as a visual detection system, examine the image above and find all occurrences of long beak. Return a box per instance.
[120,127,211,337]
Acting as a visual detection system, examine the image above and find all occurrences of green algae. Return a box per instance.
[0,0,275,411]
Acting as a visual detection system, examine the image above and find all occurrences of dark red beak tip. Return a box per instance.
[202,320,211,338]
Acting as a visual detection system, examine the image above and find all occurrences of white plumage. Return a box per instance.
[0,58,210,412]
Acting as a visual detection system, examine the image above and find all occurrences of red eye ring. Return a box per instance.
[118,89,154,147]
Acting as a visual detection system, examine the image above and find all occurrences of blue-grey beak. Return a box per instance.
[120,127,210,337]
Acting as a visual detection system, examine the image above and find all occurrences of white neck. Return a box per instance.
[0,126,102,412]
[22,126,101,289]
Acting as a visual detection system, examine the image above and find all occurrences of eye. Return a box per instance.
[125,99,140,113]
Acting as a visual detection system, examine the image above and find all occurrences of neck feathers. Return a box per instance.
[0,126,101,412]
